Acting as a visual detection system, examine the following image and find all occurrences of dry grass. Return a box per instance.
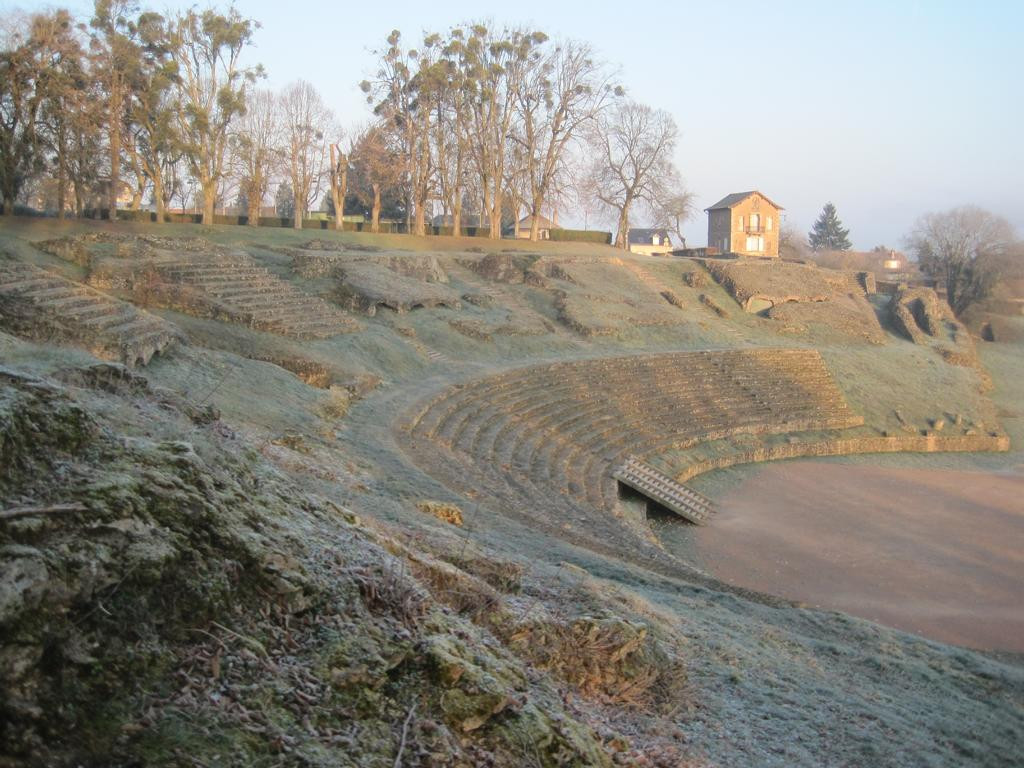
[416,500,464,526]
[505,614,686,709]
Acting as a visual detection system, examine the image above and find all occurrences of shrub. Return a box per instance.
[549,228,612,245]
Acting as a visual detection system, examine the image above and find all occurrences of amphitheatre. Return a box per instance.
[1,218,1022,766]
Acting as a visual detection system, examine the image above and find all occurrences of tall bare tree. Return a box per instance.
[90,0,140,217]
[169,7,260,225]
[906,206,1017,316]
[584,100,681,249]
[231,87,278,226]
[279,80,331,229]
[361,30,441,236]
[456,25,547,239]
[123,10,178,222]
[327,134,349,232]
[513,40,616,241]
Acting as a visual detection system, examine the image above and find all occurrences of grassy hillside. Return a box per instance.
[1,217,1021,767]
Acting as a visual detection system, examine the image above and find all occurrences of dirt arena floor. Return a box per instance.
[679,461,1024,652]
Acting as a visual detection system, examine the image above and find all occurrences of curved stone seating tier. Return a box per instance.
[0,261,183,367]
[653,432,1011,487]
[398,349,864,541]
[154,256,359,339]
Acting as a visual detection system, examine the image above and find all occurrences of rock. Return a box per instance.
[932,418,946,431]
[0,551,49,623]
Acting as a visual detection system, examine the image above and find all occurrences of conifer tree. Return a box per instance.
[808,202,852,251]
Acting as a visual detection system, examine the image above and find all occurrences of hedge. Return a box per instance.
[431,226,492,237]
[549,228,612,245]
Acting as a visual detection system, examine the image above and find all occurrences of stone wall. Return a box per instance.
[672,433,1010,484]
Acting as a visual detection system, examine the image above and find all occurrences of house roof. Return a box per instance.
[628,228,672,245]
[518,214,556,229]
[705,191,784,212]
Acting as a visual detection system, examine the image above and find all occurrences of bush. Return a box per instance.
[549,228,612,245]
[166,212,203,225]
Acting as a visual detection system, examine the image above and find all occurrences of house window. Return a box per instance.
[766,216,773,231]
[745,236,765,252]
[749,213,760,231]
[653,234,660,245]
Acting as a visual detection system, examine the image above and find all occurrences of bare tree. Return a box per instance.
[361,30,437,236]
[779,223,809,260]
[231,87,278,226]
[90,0,141,217]
[279,80,331,229]
[583,100,681,249]
[650,189,695,248]
[169,7,260,225]
[513,40,617,241]
[123,10,178,223]
[905,206,1017,316]
[327,134,349,232]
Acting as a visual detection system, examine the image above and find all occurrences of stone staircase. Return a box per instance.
[613,456,715,524]
[0,261,182,367]
[154,256,359,339]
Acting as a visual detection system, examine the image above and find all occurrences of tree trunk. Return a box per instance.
[371,184,381,233]
[107,74,122,219]
[453,199,463,238]
[330,144,347,232]
[530,204,541,242]
[489,185,502,240]
[615,205,630,249]
[57,145,67,221]
[202,183,216,226]
[247,188,260,227]
[414,194,426,237]
[153,175,166,224]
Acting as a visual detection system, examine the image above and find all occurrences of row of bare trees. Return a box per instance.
[359,25,691,244]
[1,6,692,245]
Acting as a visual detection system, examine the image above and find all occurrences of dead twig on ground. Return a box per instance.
[393,702,417,768]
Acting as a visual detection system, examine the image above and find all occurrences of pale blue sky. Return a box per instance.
[9,0,1022,247]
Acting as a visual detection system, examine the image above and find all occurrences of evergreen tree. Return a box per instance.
[808,202,852,251]
[274,182,294,218]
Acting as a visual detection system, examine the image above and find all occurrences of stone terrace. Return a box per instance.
[153,254,359,339]
[0,261,182,367]
[398,348,862,550]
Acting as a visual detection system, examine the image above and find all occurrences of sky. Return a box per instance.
[6,0,1023,248]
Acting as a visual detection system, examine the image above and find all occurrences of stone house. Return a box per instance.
[628,228,674,256]
[705,191,783,257]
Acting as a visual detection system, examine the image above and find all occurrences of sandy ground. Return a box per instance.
[671,461,1024,652]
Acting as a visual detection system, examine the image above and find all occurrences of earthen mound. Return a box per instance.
[889,286,952,343]
[704,259,867,312]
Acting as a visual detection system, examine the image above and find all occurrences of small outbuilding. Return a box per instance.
[628,228,674,256]
[514,214,557,240]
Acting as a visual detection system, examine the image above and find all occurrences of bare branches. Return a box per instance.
[279,80,332,228]
[582,100,683,248]
[906,207,1017,316]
